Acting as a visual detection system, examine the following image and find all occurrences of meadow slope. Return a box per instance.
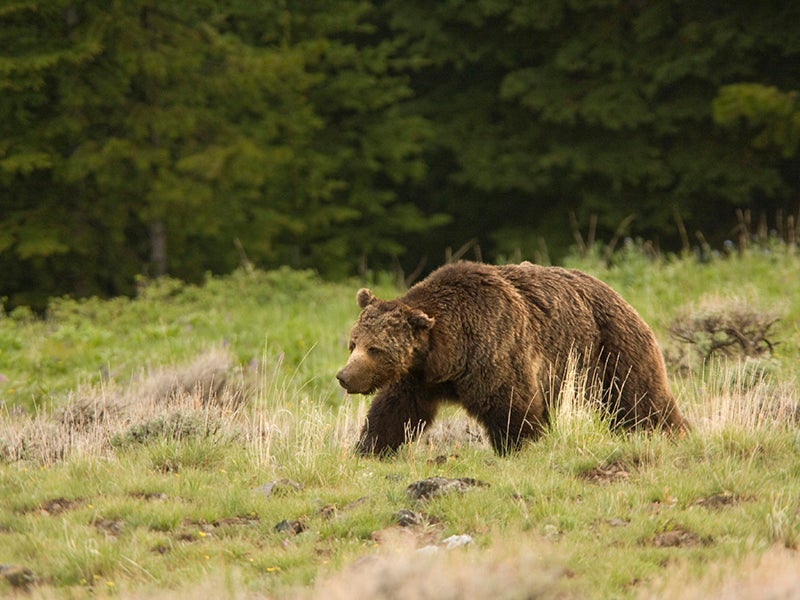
[1,248,799,598]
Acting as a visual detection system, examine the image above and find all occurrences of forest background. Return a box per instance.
[2,0,799,309]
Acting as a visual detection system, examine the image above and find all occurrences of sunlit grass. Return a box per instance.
[1,248,799,598]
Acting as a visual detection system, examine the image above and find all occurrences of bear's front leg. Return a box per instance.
[356,382,438,456]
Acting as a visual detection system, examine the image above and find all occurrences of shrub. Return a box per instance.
[669,295,783,362]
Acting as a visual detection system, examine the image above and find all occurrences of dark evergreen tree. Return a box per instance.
[2,0,799,307]
[0,1,439,307]
[387,0,800,263]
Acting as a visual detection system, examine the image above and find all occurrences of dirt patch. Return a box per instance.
[604,518,630,528]
[0,564,37,590]
[370,523,444,550]
[129,491,168,501]
[370,508,444,550]
[341,496,370,512]
[691,491,741,509]
[649,528,703,548]
[427,453,459,466]
[93,518,124,537]
[318,496,371,520]
[645,499,678,515]
[213,515,260,528]
[581,462,630,484]
[406,477,489,501]
[34,497,84,516]
[275,519,306,535]
[172,515,260,543]
[256,478,303,498]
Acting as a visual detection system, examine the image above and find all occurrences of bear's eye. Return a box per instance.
[367,347,381,357]
[348,341,355,352]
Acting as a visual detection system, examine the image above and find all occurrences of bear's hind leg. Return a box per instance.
[598,356,689,434]
[476,387,547,455]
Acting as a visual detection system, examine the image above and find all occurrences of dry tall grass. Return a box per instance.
[677,358,799,432]
[3,348,796,466]
[3,348,799,600]
[297,540,568,600]
[0,346,251,464]
[639,545,800,600]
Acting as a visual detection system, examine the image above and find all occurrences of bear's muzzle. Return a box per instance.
[336,367,373,394]
[336,348,376,394]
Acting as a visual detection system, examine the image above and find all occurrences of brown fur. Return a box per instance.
[336,261,689,456]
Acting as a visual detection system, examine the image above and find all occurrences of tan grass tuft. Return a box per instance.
[0,346,254,465]
[299,543,569,600]
[640,545,800,600]
[680,358,799,433]
[133,345,250,407]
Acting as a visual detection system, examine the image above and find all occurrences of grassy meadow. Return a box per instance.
[1,246,799,598]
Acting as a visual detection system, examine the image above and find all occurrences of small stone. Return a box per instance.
[543,524,561,539]
[406,477,489,501]
[693,491,737,509]
[318,504,337,520]
[94,519,124,536]
[274,519,306,535]
[442,534,473,549]
[0,564,36,589]
[395,509,424,527]
[256,479,303,497]
[342,496,370,511]
[607,518,629,528]
[652,528,700,547]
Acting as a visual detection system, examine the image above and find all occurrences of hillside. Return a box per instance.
[1,247,799,598]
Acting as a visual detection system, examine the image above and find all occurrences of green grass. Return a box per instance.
[1,247,799,598]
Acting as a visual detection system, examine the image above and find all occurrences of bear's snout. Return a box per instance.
[336,350,375,394]
[336,366,370,394]
[335,368,351,390]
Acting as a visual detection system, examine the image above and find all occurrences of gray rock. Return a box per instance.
[0,564,36,589]
[406,477,489,501]
[395,509,425,527]
[256,478,303,497]
[274,519,306,535]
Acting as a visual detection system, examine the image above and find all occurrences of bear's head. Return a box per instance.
[336,288,435,394]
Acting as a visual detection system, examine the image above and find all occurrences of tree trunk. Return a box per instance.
[149,220,167,277]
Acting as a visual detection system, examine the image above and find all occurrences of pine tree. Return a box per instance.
[0,1,440,306]
[386,0,800,261]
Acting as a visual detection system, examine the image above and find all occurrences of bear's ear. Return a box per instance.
[408,309,435,331]
[357,288,377,309]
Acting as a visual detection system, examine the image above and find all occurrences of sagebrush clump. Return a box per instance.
[669,295,783,362]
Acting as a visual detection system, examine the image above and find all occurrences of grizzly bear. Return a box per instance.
[336,261,688,456]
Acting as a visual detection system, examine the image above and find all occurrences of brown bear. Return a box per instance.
[336,261,689,455]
